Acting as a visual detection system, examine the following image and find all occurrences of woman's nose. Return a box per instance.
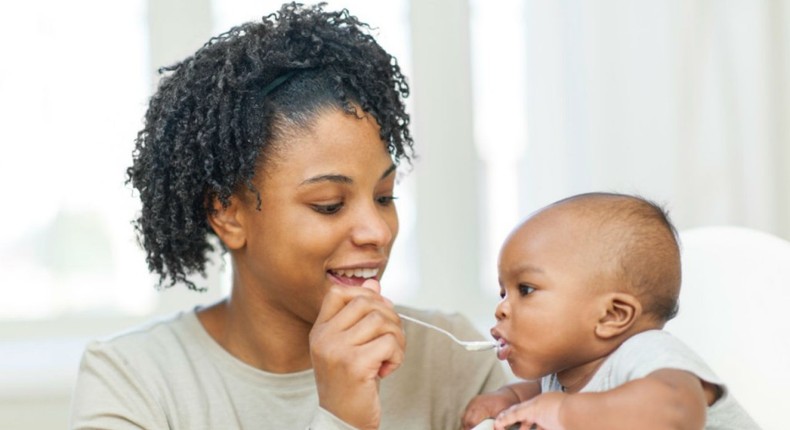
[350,203,396,248]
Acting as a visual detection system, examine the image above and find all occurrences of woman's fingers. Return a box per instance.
[310,280,406,429]
[314,280,391,326]
[311,306,405,380]
[312,281,402,349]
[358,331,405,378]
[361,278,381,294]
[311,285,405,369]
[338,299,402,340]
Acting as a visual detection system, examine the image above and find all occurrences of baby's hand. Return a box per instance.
[493,392,567,430]
[462,387,521,429]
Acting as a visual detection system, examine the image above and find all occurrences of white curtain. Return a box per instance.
[517,0,790,239]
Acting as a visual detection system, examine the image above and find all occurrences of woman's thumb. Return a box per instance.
[361,278,381,294]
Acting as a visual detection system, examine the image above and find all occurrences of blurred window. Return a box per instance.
[0,0,156,319]
[0,0,415,320]
[469,0,529,294]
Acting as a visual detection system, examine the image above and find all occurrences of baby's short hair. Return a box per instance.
[553,192,682,322]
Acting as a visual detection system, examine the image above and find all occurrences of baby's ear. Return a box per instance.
[207,196,247,250]
[594,292,641,339]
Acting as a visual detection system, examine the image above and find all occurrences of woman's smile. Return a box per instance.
[327,263,385,286]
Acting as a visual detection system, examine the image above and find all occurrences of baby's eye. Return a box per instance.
[518,284,535,297]
[312,202,343,215]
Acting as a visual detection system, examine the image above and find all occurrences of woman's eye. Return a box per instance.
[499,289,506,299]
[312,202,343,215]
[518,284,535,297]
[376,195,398,206]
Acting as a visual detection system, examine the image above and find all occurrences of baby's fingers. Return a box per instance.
[463,394,512,429]
[462,402,491,429]
[493,402,534,430]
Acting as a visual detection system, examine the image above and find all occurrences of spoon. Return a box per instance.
[398,313,497,351]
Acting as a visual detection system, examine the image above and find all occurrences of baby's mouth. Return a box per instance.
[495,337,510,361]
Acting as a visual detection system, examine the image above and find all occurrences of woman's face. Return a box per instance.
[233,108,399,324]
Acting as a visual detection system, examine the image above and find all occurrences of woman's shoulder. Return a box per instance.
[99,308,195,339]
[83,308,204,366]
[72,307,235,429]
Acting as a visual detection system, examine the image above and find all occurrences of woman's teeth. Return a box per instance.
[332,268,378,278]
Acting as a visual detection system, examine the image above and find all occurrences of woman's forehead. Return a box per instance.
[256,108,390,183]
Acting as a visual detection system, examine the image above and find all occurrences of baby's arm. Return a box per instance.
[462,381,540,429]
[494,369,716,430]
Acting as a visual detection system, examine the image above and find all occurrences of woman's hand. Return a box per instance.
[494,369,711,430]
[309,279,406,430]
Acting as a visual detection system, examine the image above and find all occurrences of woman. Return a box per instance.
[70,3,506,430]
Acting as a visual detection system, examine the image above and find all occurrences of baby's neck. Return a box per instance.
[556,355,609,393]
[557,320,665,392]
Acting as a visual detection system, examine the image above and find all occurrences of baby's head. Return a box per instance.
[492,192,681,386]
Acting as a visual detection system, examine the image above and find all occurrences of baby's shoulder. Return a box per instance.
[600,329,721,387]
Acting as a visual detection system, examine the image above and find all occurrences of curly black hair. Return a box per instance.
[126,2,414,290]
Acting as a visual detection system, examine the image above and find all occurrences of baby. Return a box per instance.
[464,192,758,430]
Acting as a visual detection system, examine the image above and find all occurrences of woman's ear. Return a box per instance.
[594,292,642,339]
[207,196,247,250]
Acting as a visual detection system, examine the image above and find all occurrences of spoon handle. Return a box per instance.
[398,313,497,351]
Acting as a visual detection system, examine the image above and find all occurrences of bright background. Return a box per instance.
[1,0,788,428]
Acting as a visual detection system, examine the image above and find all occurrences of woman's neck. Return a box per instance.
[197,284,314,373]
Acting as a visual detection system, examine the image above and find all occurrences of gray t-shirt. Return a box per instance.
[70,305,506,429]
[541,330,759,429]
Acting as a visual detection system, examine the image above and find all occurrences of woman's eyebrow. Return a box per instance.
[380,163,397,180]
[300,164,397,186]
[300,174,352,186]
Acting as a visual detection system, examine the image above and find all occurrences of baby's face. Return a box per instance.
[492,209,609,382]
